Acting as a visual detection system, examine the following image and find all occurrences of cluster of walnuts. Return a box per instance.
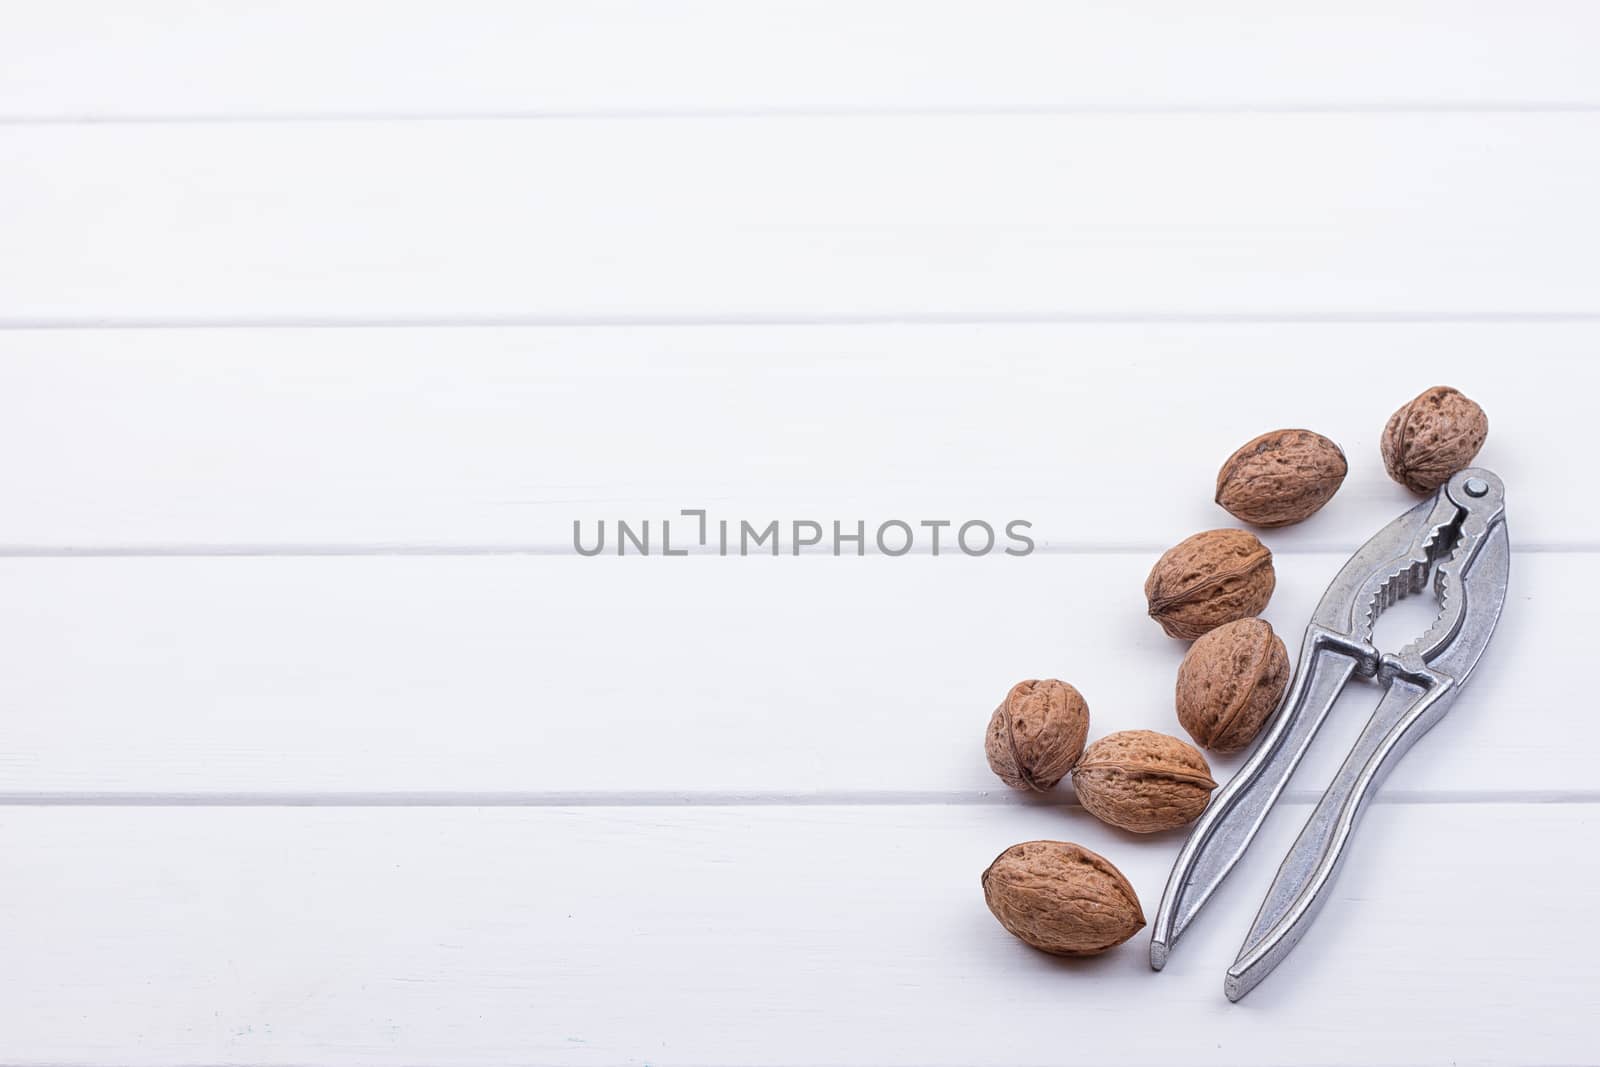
[981,385,1490,959]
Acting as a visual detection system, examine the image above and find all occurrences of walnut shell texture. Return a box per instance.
[1176,617,1290,753]
[1381,385,1489,494]
[1072,730,1217,833]
[1145,529,1276,640]
[1215,428,1347,528]
[981,840,1146,957]
[984,679,1090,792]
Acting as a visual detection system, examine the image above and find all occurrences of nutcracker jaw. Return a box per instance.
[1149,469,1510,1000]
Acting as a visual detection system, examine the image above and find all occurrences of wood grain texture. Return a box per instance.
[3,1,1597,119]
[0,550,1571,797]
[4,116,1600,322]
[1,803,1594,1065]
[0,325,1591,552]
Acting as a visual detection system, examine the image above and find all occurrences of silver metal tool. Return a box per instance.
[1149,467,1509,1001]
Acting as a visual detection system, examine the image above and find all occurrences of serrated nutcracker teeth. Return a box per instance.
[1355,511,1466,648]
[1400,476,1502,661]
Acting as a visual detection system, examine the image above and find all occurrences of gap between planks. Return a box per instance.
[3,543,1598,558]
[1,789,1596,807]
[9,103,1600,125]
[12,312,1600,330]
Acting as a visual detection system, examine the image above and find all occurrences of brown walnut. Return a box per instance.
[1381,386,1489,494]
[1071,730,1217,833]
[1215,429,1347,527]
[1176,617,1290,752]
[1145,529,1275,640]
[981,840,1145,956]
[984,679,1090,792]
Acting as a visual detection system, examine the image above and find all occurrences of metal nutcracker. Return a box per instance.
[1150,468,1510,1000]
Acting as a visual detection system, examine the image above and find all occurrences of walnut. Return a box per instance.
[1145,529,1275,640]
[984,680,1090,792]
[981,840,1145,956]
[1176,617,1290,752]
[1381,386,1489,493]
[1071,730,1217,833]
[1215,429,1347,527]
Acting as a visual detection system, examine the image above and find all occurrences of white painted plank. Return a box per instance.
[0,550,1572,796]
[3,2,1598,119]
[0,325,1590,552]
[4,116,1600,322]
[1,803,1593,1065]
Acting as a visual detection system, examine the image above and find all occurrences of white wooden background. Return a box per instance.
[3,4,1598,1064]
